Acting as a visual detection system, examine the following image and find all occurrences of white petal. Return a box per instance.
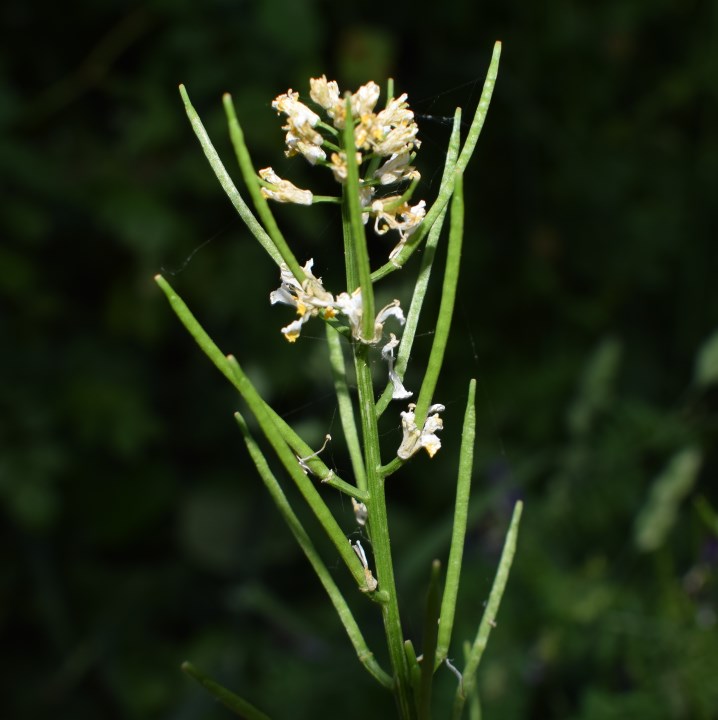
[420,431,442,458]
[270,286,296,307]
[259,167,313,205]
[389,372,413,400]
[376,300,405,328]
[281,316,310,343]
[382,333,412,399]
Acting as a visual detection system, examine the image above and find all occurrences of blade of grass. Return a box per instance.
[178,85,283,267]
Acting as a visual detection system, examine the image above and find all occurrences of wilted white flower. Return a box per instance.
[372,198,426,238]
[272,90,321,127]
[334,288,405,345]
[397,403,445,459]
[309,75,341,118]
[375,93,416,131]
[369,197,426,261]
[259,167,313,205]
[352,540,378,592]
[329,81,381,130]
[272,90,326,164]
[329,151,362,184]
[351,497,368,527]
[368,94,421,156]
[359,185,376,224]
[352,81,381,118]
[374,152,420,186]
[270,259,336,342]
[381,333,413,400]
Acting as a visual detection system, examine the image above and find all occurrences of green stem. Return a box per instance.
[353,343,414,719]
[418,560,442,720]
[414,171,464,427]
[181,661,272,720]
[452,500,523,720]
[326,324,368,492]
[235,412,392,689]
[223,93,304,282]
[436,380,476,666]
[342,95,375,340]
[455,41,502,175]
[341,190,359,293]
[404,639,421,706]
[178,85,283,267]
[375,204,447,418]
[371,40,501,281]
[155,274,370,592]
[225,355,365,499]
[375,108,463,417]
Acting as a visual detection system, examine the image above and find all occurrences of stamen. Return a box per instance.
[297,434,332,474]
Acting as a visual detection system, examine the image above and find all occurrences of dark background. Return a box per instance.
[2,0,717,718]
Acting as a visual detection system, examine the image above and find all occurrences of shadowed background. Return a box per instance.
[2,0,717,718]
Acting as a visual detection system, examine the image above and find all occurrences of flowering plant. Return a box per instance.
[156,40,522,720]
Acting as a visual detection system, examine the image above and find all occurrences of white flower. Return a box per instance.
[369,94,421,156]
[329,151,362,184]
[272,90,326,164]
[372,198,426,238]
[376,94,416,130]
[329,81,381,129]
[369,197,426,261]
[334,288,405,344]
[284,122,326,165]
[259,167,313,205]
[352,81,381,118]
[374,152,420,185]
[381,333,413,400]
[397,403,445,459]
[270,259,335,342]
[272,90,321,127]
[309,77,381,132]
[309,75,341,117]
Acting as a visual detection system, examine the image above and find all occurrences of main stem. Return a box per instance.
[353,343,414,719]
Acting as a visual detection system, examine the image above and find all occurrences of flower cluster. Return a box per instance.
[260,77,426,259]
[270,259,405,345]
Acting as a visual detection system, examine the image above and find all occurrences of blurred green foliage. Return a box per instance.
[1,0,716,718]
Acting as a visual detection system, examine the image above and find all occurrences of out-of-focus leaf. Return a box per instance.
[694,328,718,388]
[634,446,703,552]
